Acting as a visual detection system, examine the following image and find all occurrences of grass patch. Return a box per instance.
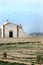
[0,61,26,65]
[0,42,43,63]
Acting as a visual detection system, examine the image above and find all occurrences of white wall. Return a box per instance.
[0,25,3,37]
[0,22,27,38]
[19,27,27,37]
[0,29,1,37]
[4,23,17,37]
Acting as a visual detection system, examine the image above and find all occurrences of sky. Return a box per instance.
[0,0,43,34]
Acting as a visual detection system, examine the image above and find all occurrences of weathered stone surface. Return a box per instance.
[0,22,26,38]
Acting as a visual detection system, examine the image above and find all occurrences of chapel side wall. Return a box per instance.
[0,25,4,38]
[0,29,1,37]
[17,25,19,38]
[19,27,27,37]
[4,24,17,37]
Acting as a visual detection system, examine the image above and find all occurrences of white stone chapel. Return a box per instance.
[0,20,26,38]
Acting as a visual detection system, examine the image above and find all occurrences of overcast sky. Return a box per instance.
[0,0,43,34]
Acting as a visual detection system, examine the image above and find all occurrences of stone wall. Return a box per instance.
[19,27,27,37]
[0,29,1,37]
[0,22,27,38]
[3,23,17,37]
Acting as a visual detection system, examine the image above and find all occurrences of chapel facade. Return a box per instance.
[0,20,26,38]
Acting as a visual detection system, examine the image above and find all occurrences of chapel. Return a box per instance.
[0,20,26,38]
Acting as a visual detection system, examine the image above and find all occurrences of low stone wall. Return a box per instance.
[0,36,43,44]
